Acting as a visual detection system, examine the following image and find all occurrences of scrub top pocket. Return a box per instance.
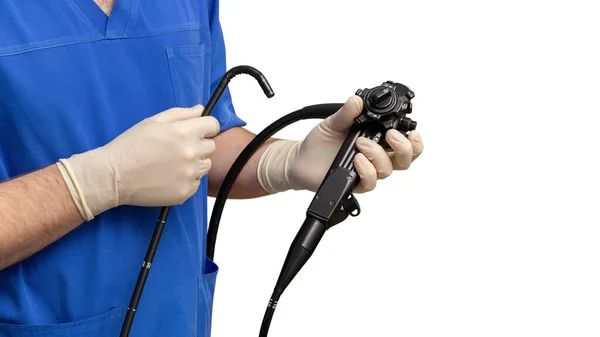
[0,308,124,337]
[166,44,211,108]
[197,259,219,337]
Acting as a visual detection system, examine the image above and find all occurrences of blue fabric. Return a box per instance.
[0,1,243,336]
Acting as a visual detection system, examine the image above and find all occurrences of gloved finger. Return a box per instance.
[408,131,424,161]
[355,137,393,179]
[197,139,216,159]
[385,129,413,170]
[174,116,220,138]
[324,96,363,133]
[151,104,204,123]
[177,178,202,205]
[194,158,212,181]
[353,153,377,193]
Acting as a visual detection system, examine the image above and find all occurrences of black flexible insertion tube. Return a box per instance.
[205,103,342,337]
[259,290,281,337]
[120,66,274,337]
[258,217,327,337]
[206,103,343,260]
[119,207,170,337]
[119,64,342,337]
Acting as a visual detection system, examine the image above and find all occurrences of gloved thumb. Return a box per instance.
[150,104,204,123]
[324,96,364,133]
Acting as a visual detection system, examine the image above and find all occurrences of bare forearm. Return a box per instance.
[209,127,278,198]
[0,164,84,270]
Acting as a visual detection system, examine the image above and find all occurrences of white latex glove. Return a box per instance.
[257,96,423,193]
[57,105,220,221]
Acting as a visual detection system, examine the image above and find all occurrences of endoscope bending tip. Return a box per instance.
[225,65,274,98]
[203,65,274,116]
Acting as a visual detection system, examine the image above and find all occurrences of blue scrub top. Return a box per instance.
[0,1,245,336]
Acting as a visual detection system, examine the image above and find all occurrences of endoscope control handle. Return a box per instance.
[306,124,380,228]
[306,84,417,228]
[263,82,417,337]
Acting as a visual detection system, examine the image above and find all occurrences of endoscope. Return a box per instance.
[120,66,417,337]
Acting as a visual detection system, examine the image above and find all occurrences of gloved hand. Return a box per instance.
[257,96,423,193]
[57,105,220,221]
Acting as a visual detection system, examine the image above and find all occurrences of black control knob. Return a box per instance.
[354,81,416,130]
[369,89,392,109]
[397,117,417,132]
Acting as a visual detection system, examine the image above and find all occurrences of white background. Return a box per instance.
[210,1,600,336]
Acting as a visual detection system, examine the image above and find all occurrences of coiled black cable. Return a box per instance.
[206,103,343,260]
[206,103,342,336]
[118,64,343,337]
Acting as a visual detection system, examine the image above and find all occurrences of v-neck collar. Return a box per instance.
[71,0,134,38]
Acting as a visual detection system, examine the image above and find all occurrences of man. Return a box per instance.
[0,0,423,336]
